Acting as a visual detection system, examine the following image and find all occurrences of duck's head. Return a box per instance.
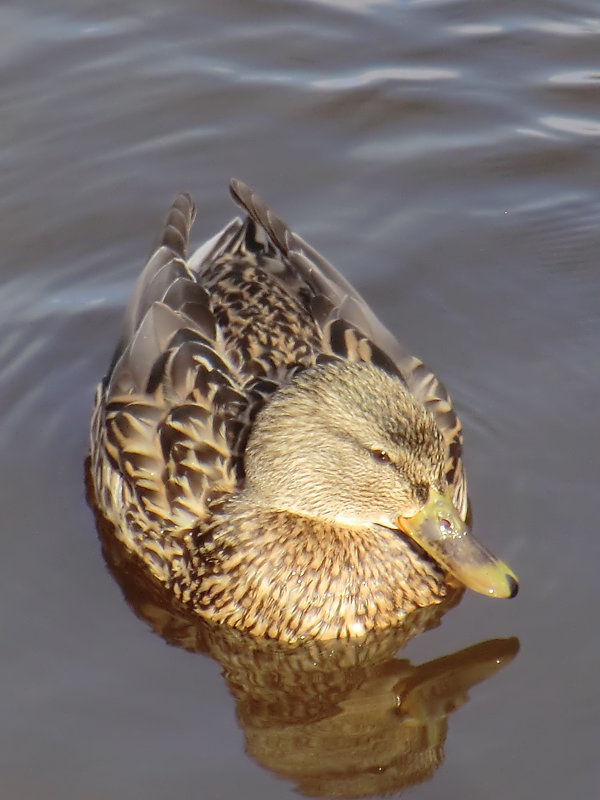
[243,360,518,599]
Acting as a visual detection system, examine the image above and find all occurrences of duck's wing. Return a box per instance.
[228,180,467,518]
[95,195,249,534]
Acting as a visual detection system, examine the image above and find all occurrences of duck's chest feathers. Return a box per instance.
[188,511,448,641]
[203,259,321,375]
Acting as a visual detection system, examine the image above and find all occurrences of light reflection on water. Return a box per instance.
[1,0,598,798]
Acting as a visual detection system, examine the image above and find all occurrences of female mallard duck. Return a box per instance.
[90,180,517,642]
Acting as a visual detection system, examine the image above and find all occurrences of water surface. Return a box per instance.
[1,1,599,798]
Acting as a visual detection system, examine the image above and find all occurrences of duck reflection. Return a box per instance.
[91,490,518,798]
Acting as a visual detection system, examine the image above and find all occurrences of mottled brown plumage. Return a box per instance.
[90,180,515,642]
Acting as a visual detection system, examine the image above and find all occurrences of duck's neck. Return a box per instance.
[190,506,448,641]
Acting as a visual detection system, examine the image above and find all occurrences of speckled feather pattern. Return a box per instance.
[90,180,466,641]
[187,509,447,641]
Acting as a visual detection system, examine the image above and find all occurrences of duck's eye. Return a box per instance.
[370,448,392,464]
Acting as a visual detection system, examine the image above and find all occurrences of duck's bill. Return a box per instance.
[396,489,518,599]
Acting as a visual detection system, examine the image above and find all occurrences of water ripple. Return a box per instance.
[313,65,459,89]
[548,70,600,85]
[541,114,600,137]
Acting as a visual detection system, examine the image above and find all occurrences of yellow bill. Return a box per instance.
[397,489,518,598]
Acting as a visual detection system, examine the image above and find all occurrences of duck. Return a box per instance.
[89,180,518,642]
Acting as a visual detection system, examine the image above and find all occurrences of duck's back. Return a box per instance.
[200,236,321,377]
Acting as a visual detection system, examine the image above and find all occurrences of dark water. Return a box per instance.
[1,1,599,797]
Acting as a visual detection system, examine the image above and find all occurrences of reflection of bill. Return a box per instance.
[91,482,519,800]
[243,638,518,798]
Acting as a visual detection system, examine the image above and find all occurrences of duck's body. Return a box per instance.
[90,181,516,642]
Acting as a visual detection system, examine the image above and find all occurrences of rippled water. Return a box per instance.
[1,1,599,798]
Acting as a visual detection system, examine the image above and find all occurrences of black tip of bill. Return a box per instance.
[506,574,519,599]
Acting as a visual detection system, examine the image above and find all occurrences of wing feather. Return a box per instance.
[96,195,251,540]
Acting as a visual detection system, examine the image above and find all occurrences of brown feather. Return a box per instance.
[90,182,469,640]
